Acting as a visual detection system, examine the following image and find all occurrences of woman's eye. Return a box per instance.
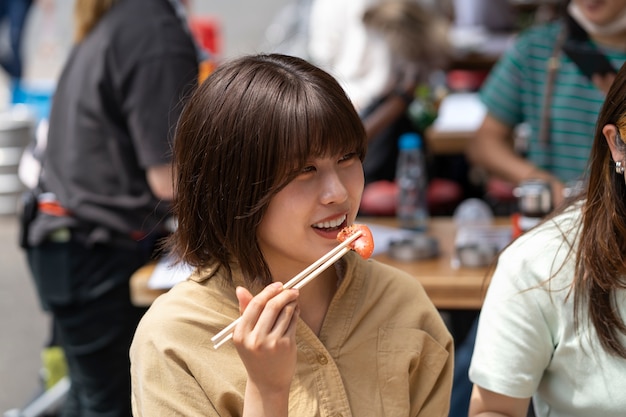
[301,165,316,174]
[339,152,358,163]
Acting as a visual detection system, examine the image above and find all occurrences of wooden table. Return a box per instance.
[130,264,171,308]
[130,217,512,310]
[363,217,511,310]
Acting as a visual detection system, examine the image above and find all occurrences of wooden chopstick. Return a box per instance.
[282,230,362,290]
[211,230,363,349]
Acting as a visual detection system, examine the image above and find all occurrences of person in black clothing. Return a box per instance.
[23,0,198,415]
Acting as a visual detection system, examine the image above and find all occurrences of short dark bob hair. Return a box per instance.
[169,53,367,287]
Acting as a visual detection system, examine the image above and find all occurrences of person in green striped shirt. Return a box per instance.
[467,0,626,207]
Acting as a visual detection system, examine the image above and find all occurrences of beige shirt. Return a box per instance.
[130,251,453,416]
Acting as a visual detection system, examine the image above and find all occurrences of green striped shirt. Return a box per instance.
[480,20,626,182]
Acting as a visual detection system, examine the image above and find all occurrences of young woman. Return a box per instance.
[130,53,453,416]
[468,62,626,416]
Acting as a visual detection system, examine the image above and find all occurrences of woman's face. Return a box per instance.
[574,0,626,26]
[257,150,364,281]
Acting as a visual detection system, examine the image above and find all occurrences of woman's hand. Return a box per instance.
[397,62,421,98]
[592,72,617,95]
[234,282,300,416]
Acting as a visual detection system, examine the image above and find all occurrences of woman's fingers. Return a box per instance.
[236,286,254,315]
[234,282,299,345]
[236,282,282,322]
[233,283,300,396]
[268,299,299,339]
[251,287,299,340]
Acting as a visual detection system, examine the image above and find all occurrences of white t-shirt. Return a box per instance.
[307,0,392,111]
[469,204,626,417]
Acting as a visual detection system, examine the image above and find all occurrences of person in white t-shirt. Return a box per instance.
[469,57,626,417]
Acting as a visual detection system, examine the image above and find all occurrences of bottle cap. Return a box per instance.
[398,132,422,150]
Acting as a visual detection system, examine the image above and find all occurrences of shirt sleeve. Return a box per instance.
[479,32,532,128]
[123,53,198,168]
[469,228,563,398]
[130,306,221,416]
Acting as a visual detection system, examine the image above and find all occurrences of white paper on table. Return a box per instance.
[147,253,195,289]
[431,93,487,132]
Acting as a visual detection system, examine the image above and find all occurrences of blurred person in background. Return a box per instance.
[307,0,452,185]
[21,0,198,415]
[466,0,626,208]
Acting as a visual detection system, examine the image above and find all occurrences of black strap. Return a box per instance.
[539,16,618,148]
[565,12,588,42]
[561,14,618,80]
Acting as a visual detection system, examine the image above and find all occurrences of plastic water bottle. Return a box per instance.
[396,132,429,231]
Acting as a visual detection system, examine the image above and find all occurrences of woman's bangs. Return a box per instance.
[258,65,367,193]
[285,96,366,167]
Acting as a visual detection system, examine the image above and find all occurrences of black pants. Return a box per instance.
[27,239,150,417]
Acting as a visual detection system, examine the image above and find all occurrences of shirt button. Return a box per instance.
[317,353,328,365]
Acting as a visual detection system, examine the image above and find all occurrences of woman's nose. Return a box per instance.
[319,170,349,205]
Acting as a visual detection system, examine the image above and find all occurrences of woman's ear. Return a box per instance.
[603,124,625,163]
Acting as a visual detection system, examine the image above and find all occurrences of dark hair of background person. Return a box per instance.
[169,53,367,287]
